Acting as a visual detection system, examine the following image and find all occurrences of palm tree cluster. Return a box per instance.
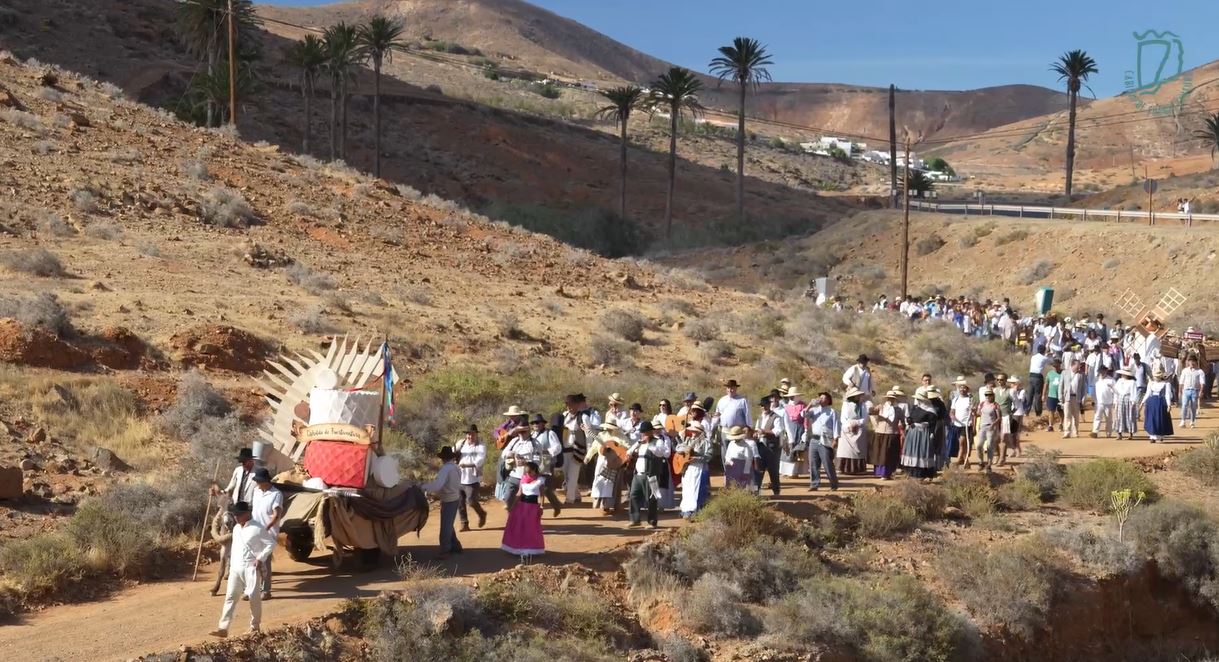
[596,37,773,239]
[177,0,262,127]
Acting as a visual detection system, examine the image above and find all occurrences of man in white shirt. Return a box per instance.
[1090,368,1117,438]
[1027,345,1050,417]
[421,446,463,558]
[1179,356,1206,428]
[626,422,669,528]
[210,501,276,638]
[558,394,599,505]
[455,424,487,531]
[842,355,874,397]
[713,379,750,483]
[250,469,282,600]
[210,448,257,507]
[502,426,538,512]
[530,414,564,517]
[803,392,841,491]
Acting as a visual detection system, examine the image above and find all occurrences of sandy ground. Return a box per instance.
[2,401,1210,662]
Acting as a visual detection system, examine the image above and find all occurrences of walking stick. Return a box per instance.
[192,459,222,581]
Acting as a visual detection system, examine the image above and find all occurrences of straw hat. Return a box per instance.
[884,388,901,399]
[785,387,803,398]
[1007,376,1021,384]
[927,387,944,400]
[1117,368,1133,377]
[502,405,527,417]
[779,377,792,386]
[608,393,624,406]
[598,421,620,432]
[844,386,864,400]
[951,375,968,386]
[725,425,748,441]
[690,401,707,413]
[889,385,905,396]
[685,420,705,434]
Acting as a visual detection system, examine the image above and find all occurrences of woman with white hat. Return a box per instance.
[868,387,905,480]
[900,387,942,480]
[589,421,627,514]
[721,426,757,490]
[1141,368,1174,442]
[677,420,713,518]
[1114,368,1138,439]
[838,387,871,475]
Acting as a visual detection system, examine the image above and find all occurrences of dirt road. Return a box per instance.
[3,407,1210,662]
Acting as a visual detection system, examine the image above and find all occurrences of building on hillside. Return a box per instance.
[801,136,857,157]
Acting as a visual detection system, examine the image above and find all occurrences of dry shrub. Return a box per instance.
[889,480,948,519]
[588,335,633,367]
[995,477,1042,512]
[496,313,524,340]
[994,229,1029,245]
[65,501,155,578]
[853,490,919,537]
[692,488,791,540]
[909,321,1008,380]
[683,318,720,342]
[285,262,337,294]
[36,213,74,236]
[1062,458,1156,512]
[158,371,246,464]
[728,308,786,339]
[1038,527,1140,576]
[180,159,210,181]
[941,470,996,518]
[0,292,71,335]
[698,339,733,364]
[938,538,1064,640]
[1179,432,1219,486]
[83,221,122,240]
[1127,501,1219,610]
[0,248,65,277]
[680,574,759,636]
[1017,445,1066,501]
[1019,260,1054,285]
[915,234,946,255]
[199,187,258,227]
[658,635,707,662]
[291,306,337,335]
[764,574,973,662]
[0,534,82,600]
[477,575,632,646]
[958,234,979,249]
[601,309,645,343]
[30,380,158,468]
[70,188,98,212]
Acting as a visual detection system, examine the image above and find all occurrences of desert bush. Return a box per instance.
[1102,258,1120,269]
[84,221,122,240]
[662,297,700,318]
[601,309,645,343]
[0,534,83,600]
[942,470,996,518]
[65,501,155,578]
[477,575,631,646]
[728,308,786,339]
[693,488,792,540]
[291,306,336,334]
[938,538,1064,640]
[588,335,633,367]
[104,148,141,163]
[915,234,946,256]
[1039,527,1140,576]
[30,380,158,468]
[496,313,524,340]
[0,248,65,277]
[1062,458,1156,512]
[285,262,337,293]
[99,478,208,538]
[765,574,973,662]
[366,590,488,660]
[0,108,46,133]
[853,490,920,537]
[1179,432,1219,486]
[1018,260,1054,285]
[698,340,734,364]
[958,233,979,249]
[137,240,162,258]
[889,480,949,520]
[158,371,245,463]
[36,213,74,236]
[180,159,210,181]
[1017,446,1066,500]
[199,187,258,227]
[1127,501,1219,609]
[0,292,71,335]
[658,635,707,662]
[681,574,759,636]
[994,229,1029,245]
[995,477,1042,512]
[70,188,98,212]
[32,139,57,155]
[909,321,1008,380]
[973,222,996,238]
[683,318,720,342]
[670,513,821,603]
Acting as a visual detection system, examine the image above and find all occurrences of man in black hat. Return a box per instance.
[250,468,282,600]
[455,424,488,531]
[210,501,276,639]
[211,448,257,506]
[626,422,668,528]
[842,355,873,397]
[677,392,698,416]
[530,414,563,517]
[421,446,463,559]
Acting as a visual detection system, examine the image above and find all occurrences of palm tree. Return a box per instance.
[709,37,773,224]
[901,170,933,198]
[647,67,704,239]
[1194,112,1219,164]
[1051,50,1098,200]
[596,86,646,221]
[286,35,327,155]
[358,17,406,177]
[322,22,363,162]
[177,0,260,127]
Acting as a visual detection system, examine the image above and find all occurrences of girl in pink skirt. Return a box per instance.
[501,461,546,557]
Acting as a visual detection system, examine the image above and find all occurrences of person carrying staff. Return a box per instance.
[210,448,257,506]
[209,501,275,639]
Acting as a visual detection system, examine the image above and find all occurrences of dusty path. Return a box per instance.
[3,404,1211,662]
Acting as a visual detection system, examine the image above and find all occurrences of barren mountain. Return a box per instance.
[262,0,1075,143]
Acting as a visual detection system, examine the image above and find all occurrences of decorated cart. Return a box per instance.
[254,337,428,566]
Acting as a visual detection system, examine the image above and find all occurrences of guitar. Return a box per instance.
[600,438,629,469]
[671,449,691,476]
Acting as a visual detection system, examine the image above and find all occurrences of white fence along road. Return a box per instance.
[909,201,1219,226]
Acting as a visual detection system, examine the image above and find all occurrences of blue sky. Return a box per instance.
[259,1,1219,96]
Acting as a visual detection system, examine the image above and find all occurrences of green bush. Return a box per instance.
[680,574,759,636]
[532,82,561,99]
[1062,459,1157,512]
[889,480,949,520]
[995,478,1042,512]
[938,538,1064,640]
[994,229,1029,245]
[65,501,156,578]
[692,488,792,540]
[853,491,920,537]
[1039,527,1140,576]
[942,471,996,518]
[1179,432,1219,485]
[477,575,632,646]
[765,574,973,662]
[673,519,822,602]
[0,534,83,599]
[1127,501,1219,609]
[1017,446,1066,501]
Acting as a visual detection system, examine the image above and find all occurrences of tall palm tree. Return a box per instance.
[709,37,773,223]
[177,0,259,127]
[596,86,646,220]
[358,16,406,177]
[1051,49,1098,200]
[286,35,327,155]
[647,68,704,239]
[1194,112,1219,165]
[322,22,363,162]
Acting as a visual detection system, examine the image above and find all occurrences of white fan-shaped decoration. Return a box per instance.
[256,336,399,461]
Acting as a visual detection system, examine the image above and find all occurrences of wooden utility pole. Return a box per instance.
[1146,164,1154,227]
[227,0,237,126]
[888,84,898,209]
[901,134,911,299]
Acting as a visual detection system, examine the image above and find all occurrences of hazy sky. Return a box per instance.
[257,0,1219,96]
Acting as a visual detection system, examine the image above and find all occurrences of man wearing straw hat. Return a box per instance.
[502,424,539,511]
[209,501,276,639]
[626,422,668,528]
[558,395,598,505]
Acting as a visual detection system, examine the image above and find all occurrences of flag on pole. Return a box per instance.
[381,341,394,421]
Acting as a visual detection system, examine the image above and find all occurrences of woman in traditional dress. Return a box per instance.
[677,421,713,518]
[589,422,624,513]
[501,461,545,558]
[837,387,870,474]
[721,425,756,490]
[901,388,941,481]
[1142,368,1174,443]
[927,386,949,469]
[780,388,808,479]
[1115,368,1138,440]
[869,387,905,479]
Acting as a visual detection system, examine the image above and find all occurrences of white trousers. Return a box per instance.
[218,564,262,631]
[1092,404,1114,434]
[562,452,582,503]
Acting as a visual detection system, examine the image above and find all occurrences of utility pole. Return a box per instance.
[888,84,898,209]
[901,133,911,299]
[227,0,237,126]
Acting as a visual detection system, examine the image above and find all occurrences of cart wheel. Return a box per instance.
[284,529,314,562]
